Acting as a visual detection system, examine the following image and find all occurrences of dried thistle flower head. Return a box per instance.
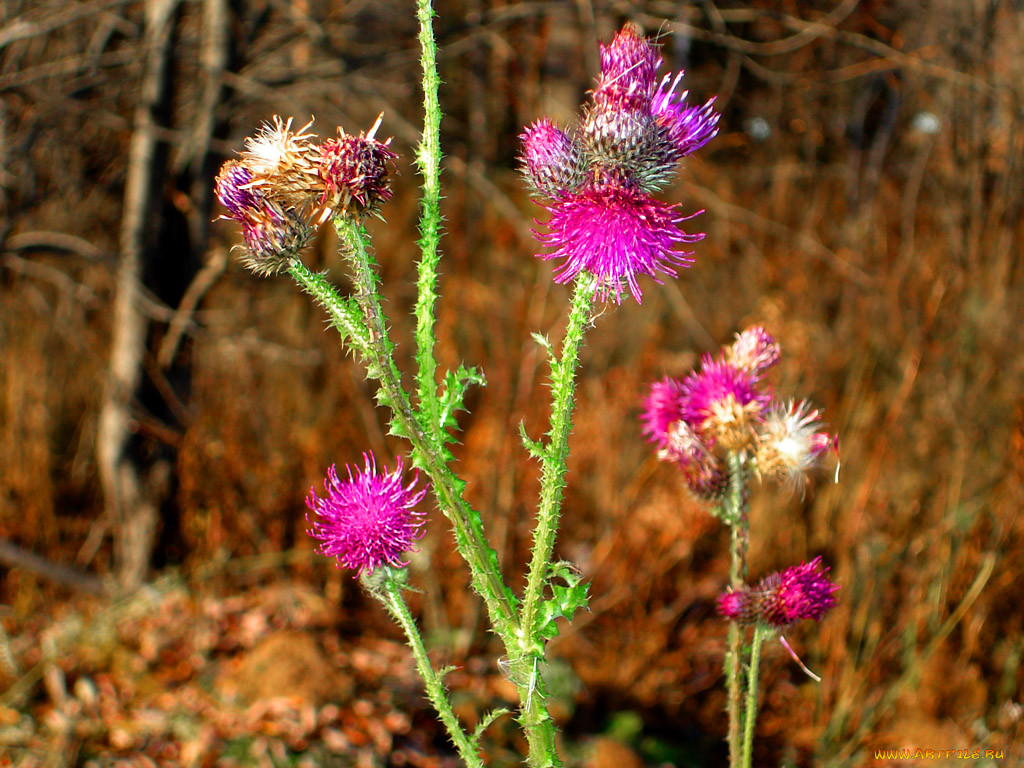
[317,115,398,221]
[754,400,838,491]
[717,557,839,629]
[242,115,321,208]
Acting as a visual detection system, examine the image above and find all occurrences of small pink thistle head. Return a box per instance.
[726,326,781,378]
[718,558,838,629]
[306,454,428,576]
[640,378,727,501]
[519,118,584,199]
[754,399,837,491]
[634,74,720,191]
[640,377,687,453]
[680,356,772,451]
[318,115,398,220]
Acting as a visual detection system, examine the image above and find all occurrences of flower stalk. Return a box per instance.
[380,574,484,768]
[723,452,750,768]
[412,0,444,442]
[741,625,767,768]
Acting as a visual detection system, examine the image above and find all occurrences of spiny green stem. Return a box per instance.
[741,626,766,768]
[412,0,443,440]
[515,276,595,768]
[290,239,518,645]
[520,276,594,640]
[724,451,750,768]
[381,577,483,768]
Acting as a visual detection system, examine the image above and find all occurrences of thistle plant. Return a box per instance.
[641,328,839,768]
[213,3,833,765]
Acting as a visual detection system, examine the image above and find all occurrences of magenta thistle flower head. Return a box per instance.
[525,24,718,303]
[306,454,428,576]
[519,118,584,199]
[318,115,398,221]
[680,356,772,450]
[726,326,781,377]
[641,376,688,453]
[537,180,703,303]
[718,557,838,629]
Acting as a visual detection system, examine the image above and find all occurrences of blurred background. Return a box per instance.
[2,0,1023,765]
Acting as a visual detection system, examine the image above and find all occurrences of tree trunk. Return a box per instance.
[96,0,180,593]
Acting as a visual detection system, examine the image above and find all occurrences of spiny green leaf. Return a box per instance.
[536,561,590,640]
[518,421,548,460]
[437,364,486,436]
[472,708,511,742]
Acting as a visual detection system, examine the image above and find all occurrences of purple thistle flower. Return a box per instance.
[524,24,718,303]
[537,180,704,303]
[519,118,584,199]
[640,377,727,500]
[652,73,720,157]
[640,377,688,453]
[718,557,838,629]
[680,356,772,449]
[306,454,428,576]
[633,73,720,191]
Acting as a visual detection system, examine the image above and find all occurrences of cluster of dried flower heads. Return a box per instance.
[215,116,397,275]
[519,24,719,303]
[641,326,838,499]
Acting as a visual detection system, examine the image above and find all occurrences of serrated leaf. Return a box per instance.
[473,708,511,741]
[535,561,590,640]
[518,421,547,460]
[436,364,486,437]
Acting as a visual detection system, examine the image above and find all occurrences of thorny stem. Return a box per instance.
[412,0,444,442]
[724,451,750,768]
[381,576,484,768]
[289,244,519,646]
[517,275,595,768]
[741,626,766,768]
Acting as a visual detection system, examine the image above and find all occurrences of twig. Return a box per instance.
[0,538,106,596]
